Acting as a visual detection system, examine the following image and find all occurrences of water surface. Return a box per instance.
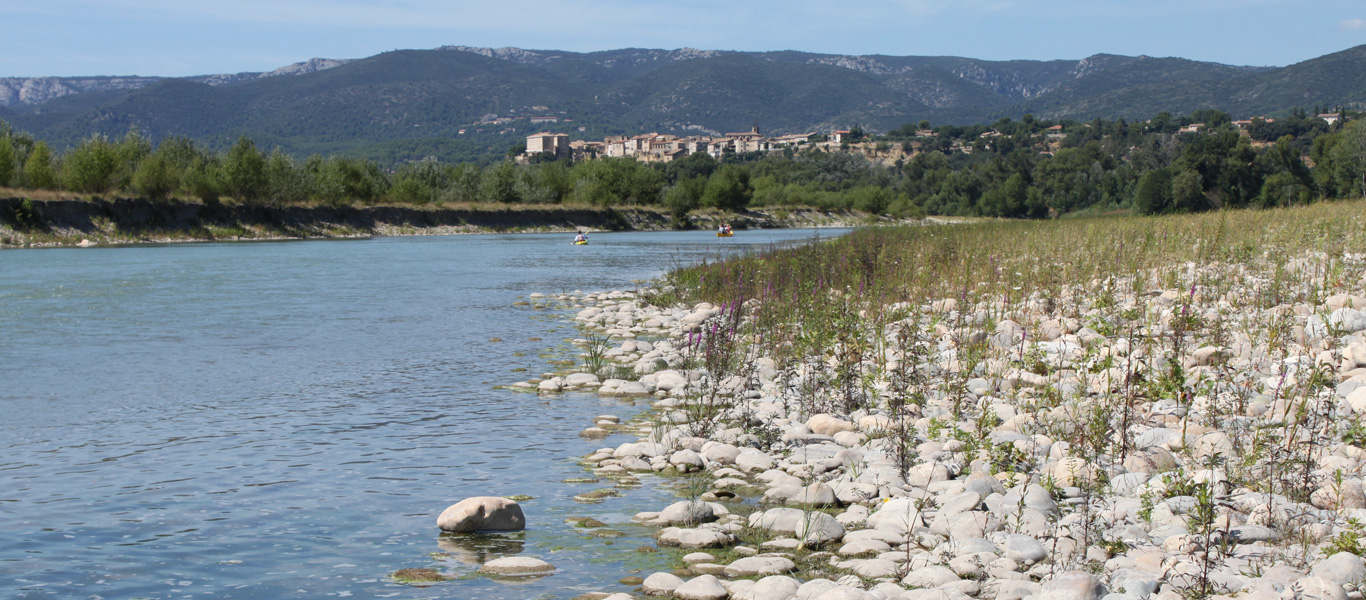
[0,228,846,599]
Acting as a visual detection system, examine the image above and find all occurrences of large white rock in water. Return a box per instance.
[437,497,526,532]
[477,556,554,576]
[642,572,685,595]
[656,500,718,526]
[657,527,733,548]
[747,575,801,600]
[702,443,741,464]
[749,507,845,544]
[724,556,796,577]
[673,574,728,600]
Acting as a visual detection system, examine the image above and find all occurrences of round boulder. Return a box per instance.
[642,571,684,595]
[749,507,845,544]
[1039,570,1107,600]
[749,576,801,600]
[723,556,796,577]
[1312,552,1366,586]
[437,497,526,532]
[673,574,728,600]
[901,565,959,588]
[656,500,719,526]
[1000,533,1047,564]
[807,414,856,436]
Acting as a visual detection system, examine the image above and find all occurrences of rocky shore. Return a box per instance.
[509,244,1366,600]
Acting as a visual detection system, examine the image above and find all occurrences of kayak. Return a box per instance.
[716,232,733,237]
[574,240,588,245]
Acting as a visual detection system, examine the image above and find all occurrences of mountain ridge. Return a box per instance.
[0,45,1359,163]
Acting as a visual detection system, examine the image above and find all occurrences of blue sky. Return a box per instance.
[3,0,1364,77]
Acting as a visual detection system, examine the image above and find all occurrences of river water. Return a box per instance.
[0,229,846,600]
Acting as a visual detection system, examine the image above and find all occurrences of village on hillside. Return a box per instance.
[521,126,850,164]
[514,112,1334,166]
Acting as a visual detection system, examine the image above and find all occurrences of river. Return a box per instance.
[0,229,847,600]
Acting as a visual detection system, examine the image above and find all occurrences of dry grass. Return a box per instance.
[670,198,1366,332]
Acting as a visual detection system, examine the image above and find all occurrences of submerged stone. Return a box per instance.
[391,568,448,584]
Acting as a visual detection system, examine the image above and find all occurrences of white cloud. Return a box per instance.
[1342,18,1366,30]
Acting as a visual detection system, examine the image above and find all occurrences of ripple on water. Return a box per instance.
[0,229,846,598]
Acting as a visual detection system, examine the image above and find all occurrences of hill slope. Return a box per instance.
[3,45,1362,162]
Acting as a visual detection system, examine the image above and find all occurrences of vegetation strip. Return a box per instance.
[1,108,1362,237]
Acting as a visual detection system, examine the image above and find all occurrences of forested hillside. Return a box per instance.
[2,108,1361,225]
[2,45,1365,163]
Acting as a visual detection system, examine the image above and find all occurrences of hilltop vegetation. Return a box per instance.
[5,104,1362,225]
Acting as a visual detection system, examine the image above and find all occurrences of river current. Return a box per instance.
[0,229,845,600]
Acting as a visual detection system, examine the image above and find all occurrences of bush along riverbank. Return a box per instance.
[0,196,879,248]
[514,200,1366,600]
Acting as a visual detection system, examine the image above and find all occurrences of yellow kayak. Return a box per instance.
[574,240,588,245]
[716,232,733,237]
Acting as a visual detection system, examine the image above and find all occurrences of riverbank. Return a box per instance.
[513,200,1366,600]
[0,196,881,248]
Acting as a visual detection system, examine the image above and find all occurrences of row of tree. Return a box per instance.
[0,108,1362,219]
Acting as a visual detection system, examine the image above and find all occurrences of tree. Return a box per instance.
[62,134,119,194]
[441,163,481,203]
[660,151,717,184]
[479,161,520,203]
[1171,168,1209,212]
[264,150,310,205]
[701,165,752,211]
[1329,120,1366,199]
[222,136,267,203]
[114,125,152,191]
[389,160,451,205]
[23,142,58,190]
[388,175,432,205]
[0,136,14,188]
[184,156,223,203]
[981,173,1028,217]
[330,158,388,204]
[131,152,177,201]
[664,176,706,222]
[1189,109,1231,128]
[848,186,894,215]
[1133,167,1174,214]
[1257,172,1312,207]
[566,158,663,206]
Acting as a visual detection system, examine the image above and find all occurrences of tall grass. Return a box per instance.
[668,200,1366,364]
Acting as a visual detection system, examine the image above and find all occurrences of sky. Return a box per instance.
[3,0,1365,77]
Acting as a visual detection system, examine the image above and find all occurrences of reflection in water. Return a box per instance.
[436,532,526,565]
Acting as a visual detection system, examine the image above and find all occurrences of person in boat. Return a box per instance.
[724,224,733,235]
[574,231,586,244]
[718,223,728,234]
